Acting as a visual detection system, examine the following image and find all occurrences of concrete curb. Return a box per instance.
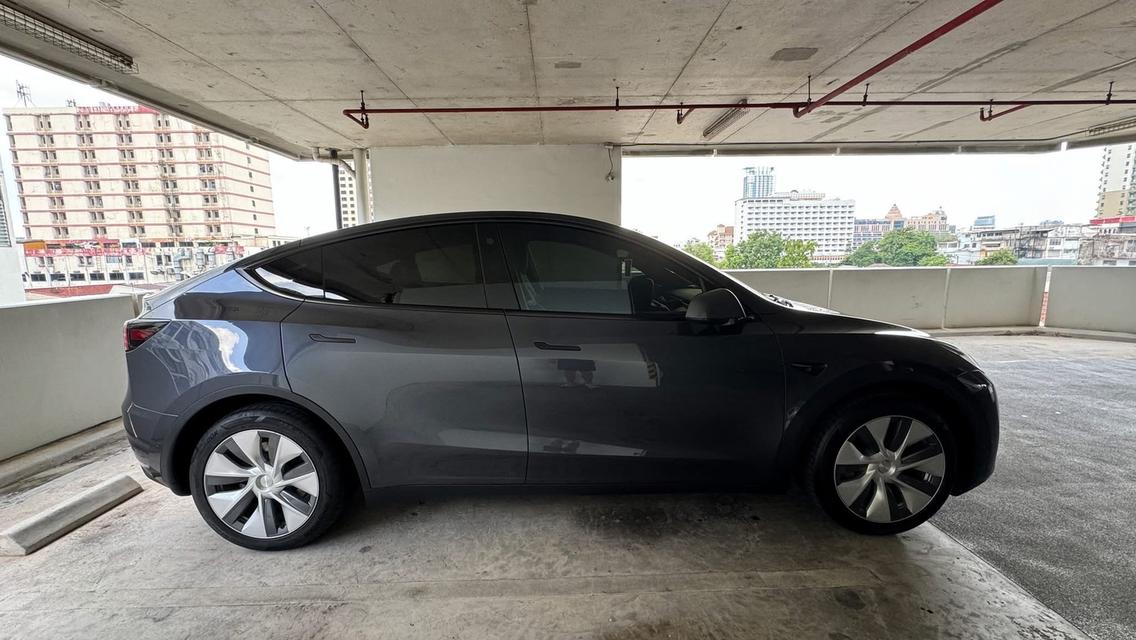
[0,420,126,490]
[0,474,142,556]
[928,326,1136,343]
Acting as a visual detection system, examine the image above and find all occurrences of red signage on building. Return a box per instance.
[75,105,158,115]
[1090,216,1136,226]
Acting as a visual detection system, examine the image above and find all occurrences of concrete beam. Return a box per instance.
[368,145,621,224]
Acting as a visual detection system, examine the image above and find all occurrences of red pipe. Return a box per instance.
[793,0,1007,117]
[343,96,1135,127]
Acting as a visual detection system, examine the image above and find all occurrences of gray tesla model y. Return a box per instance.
[122,212,997,550]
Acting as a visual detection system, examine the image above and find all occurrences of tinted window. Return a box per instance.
[254,247,324,298]
[321,224,485,308]
[497,223,703,315]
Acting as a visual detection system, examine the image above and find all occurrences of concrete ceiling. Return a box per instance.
[2,0,1136,157]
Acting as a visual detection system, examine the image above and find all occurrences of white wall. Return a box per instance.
[727,269,831,308]
[725,265,1068,331]
[0,245,24,306]
[944,266,1046,328]
[0,294,134,461]
[368,145,620,224]
[1047,266,1136,333]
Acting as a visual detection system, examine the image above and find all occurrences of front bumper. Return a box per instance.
[950,369,999,495]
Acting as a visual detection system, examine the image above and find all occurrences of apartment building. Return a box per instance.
[4,104,283,290]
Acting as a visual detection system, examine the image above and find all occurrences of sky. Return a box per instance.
[622,150,1103,245]
[1,53,1107,247]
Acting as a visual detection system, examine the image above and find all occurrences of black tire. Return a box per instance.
[189,402,349,550]
[804,394,956,535]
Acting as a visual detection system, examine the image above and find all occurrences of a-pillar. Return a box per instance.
[366,144,620,225]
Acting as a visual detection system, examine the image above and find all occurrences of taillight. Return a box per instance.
[124,320,168,352]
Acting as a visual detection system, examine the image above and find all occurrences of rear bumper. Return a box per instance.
[122,393,174,490]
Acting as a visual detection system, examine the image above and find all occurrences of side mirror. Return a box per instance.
[685,288,746,325]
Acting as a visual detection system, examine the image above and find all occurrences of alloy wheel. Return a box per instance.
[202,429,320,539]
[833,415,946,523]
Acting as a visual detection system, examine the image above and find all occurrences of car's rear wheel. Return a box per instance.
[189,403,347,550]
[805,396,955,535]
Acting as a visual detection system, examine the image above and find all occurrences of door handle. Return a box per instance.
[309,333,356,344]
[533,341,581,351]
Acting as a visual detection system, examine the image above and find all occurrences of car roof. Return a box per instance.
[234,211,663,268]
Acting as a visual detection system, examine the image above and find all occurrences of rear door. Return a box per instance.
[491,221,785,486]
[256,223,527,487]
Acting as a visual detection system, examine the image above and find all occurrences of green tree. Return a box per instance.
[722,231,815,269]
[844,242,882,267]
[681,239,718,266]
[918,253,950,266]
[976,248,1018,265]
[845,228,950,267]
[779,239,817,268]
[876,228,941,266]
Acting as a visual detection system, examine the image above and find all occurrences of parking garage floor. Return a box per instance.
[1,335,1129,640]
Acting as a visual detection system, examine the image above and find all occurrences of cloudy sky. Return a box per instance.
[2,53,1105,246]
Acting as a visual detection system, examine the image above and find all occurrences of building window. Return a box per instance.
[115,115,131,129]
[78,133,94,146]
[122,164,138,176]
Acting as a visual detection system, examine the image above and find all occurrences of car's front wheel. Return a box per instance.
[189,403,348,550]
[805,396,955,535]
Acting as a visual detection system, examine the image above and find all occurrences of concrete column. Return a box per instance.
[367,144,620,224]
[352,148,372,224]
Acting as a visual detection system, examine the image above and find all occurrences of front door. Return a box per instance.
[491,222,784,486]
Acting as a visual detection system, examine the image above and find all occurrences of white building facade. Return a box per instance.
[1097,143,1135,218]
[734,190,855,263]
[4,105,286,292]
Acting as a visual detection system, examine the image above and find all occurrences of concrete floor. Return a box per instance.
[933,336,1136,640]
[1,335,1121,640]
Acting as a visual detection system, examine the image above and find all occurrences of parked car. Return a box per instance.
[122,212,998,550]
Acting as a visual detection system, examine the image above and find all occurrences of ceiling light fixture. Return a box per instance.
[1085,115,1136,138]
[702,99,748,140]
[0,0,137,74]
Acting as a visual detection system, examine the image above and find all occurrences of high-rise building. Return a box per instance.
[741,166,775,199]
[336,162,372,228]
[0,163,26,304]
[1096,144,1135,218]
[3,105,289,292]
[706,224,734,261]
[973,215,996,229]
[735,188,855,264]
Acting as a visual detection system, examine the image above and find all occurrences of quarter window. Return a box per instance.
[254,247,324,298]
[497,223,704,316]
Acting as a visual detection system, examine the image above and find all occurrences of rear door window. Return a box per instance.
[321,224,486,308]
